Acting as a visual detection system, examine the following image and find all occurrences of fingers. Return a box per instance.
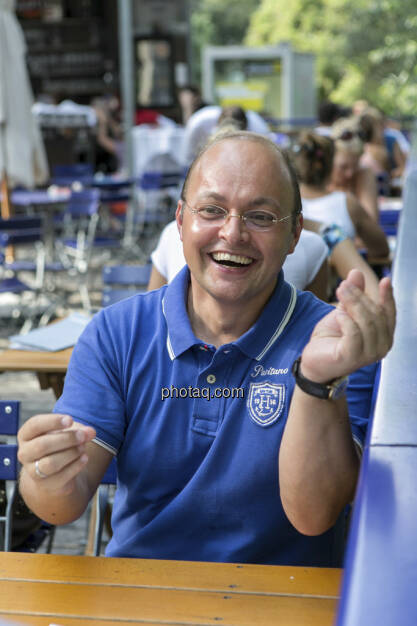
[333,308,364,362]
[302,272,396,383]
[335,276,395,362]
[345,268,365,292]
[32,447,90,491]
[18,413,74,444]
[379,277,396,338]
[18,413,96,484]
[34,444,87,478]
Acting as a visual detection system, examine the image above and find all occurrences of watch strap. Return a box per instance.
[291,357,348,400]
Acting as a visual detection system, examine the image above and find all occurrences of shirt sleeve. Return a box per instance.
[346,361,380,450]
[53,311,127,453]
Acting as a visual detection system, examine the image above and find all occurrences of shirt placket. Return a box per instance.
[191,344,233,437]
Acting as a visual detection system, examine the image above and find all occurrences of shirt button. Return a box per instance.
[206,374,216,384]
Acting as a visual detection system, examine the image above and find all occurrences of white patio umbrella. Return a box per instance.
[0,0,49,218]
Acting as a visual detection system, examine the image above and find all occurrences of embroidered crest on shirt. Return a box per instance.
[247,381,285,427]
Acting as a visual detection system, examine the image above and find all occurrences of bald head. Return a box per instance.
[180,131,302,230]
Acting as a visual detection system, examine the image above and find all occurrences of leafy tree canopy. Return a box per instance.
[245,0,417,117]
[190,0,260,84]
[190,0,417,117]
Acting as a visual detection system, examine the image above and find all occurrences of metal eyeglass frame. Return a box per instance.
[182,200,292,231]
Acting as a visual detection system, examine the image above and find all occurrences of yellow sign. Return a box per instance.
[216,80,269,112]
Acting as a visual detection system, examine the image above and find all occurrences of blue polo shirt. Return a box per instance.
[55,267,376,566]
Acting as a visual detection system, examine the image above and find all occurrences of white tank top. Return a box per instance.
[302,191,356,240]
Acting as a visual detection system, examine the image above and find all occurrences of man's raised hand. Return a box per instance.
[300,269,396,383]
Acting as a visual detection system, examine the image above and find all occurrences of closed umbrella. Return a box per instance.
[0,0,49,218]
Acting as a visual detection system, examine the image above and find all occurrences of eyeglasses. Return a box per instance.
[183,201,292,231]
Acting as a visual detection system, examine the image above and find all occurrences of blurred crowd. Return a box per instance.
[33,86,409,306]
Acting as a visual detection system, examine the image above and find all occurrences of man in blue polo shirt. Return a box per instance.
[17,131,396,566]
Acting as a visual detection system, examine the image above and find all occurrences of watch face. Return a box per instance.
[329,377,349,400]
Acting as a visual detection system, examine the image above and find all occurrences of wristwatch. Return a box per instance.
[291,357,349,400]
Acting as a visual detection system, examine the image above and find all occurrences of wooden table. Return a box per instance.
[0,347,72,398]
[0,552,342,625]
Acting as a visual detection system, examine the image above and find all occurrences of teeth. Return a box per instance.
[212,252,253,265]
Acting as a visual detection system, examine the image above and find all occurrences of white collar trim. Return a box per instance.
[255,284,297,361]
[162,296,175,360]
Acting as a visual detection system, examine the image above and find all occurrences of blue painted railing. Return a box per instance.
[336,169,417,625]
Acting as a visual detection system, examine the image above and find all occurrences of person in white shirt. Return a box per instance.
[182,105,270,166]
[291,131,388,300]
[293,131,388,259]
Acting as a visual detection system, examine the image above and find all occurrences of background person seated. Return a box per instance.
[315,100,342,137]
[353,99,410,161]
[292,131,389,259]
[357,107,406,191]
[177,84,207,125]
[91,95,123,174]
[329,116,380,222]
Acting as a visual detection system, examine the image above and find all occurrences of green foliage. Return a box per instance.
[190,0,417,115]
[243,0,417,116]
[189,0,260,83]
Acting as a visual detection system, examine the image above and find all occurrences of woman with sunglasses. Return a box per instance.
[358,107,406,184]
[329,117,380,222]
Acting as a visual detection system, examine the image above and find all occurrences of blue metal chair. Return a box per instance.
[0,401,55,552]
[57,189,101,257]
[51,163,94,186]
[0,216,52,331]
[54,189,101,311]
[132,168,184,255]
[102,263,152,307]
[0,401,19,551]
[378,208,401,236]
[53,189,124,312]
[0,216,45,290]
[377,206,401,278]
[59,189,123,251]
[376,172,391,197]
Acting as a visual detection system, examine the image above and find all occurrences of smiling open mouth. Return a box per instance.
[210,252,254,267]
